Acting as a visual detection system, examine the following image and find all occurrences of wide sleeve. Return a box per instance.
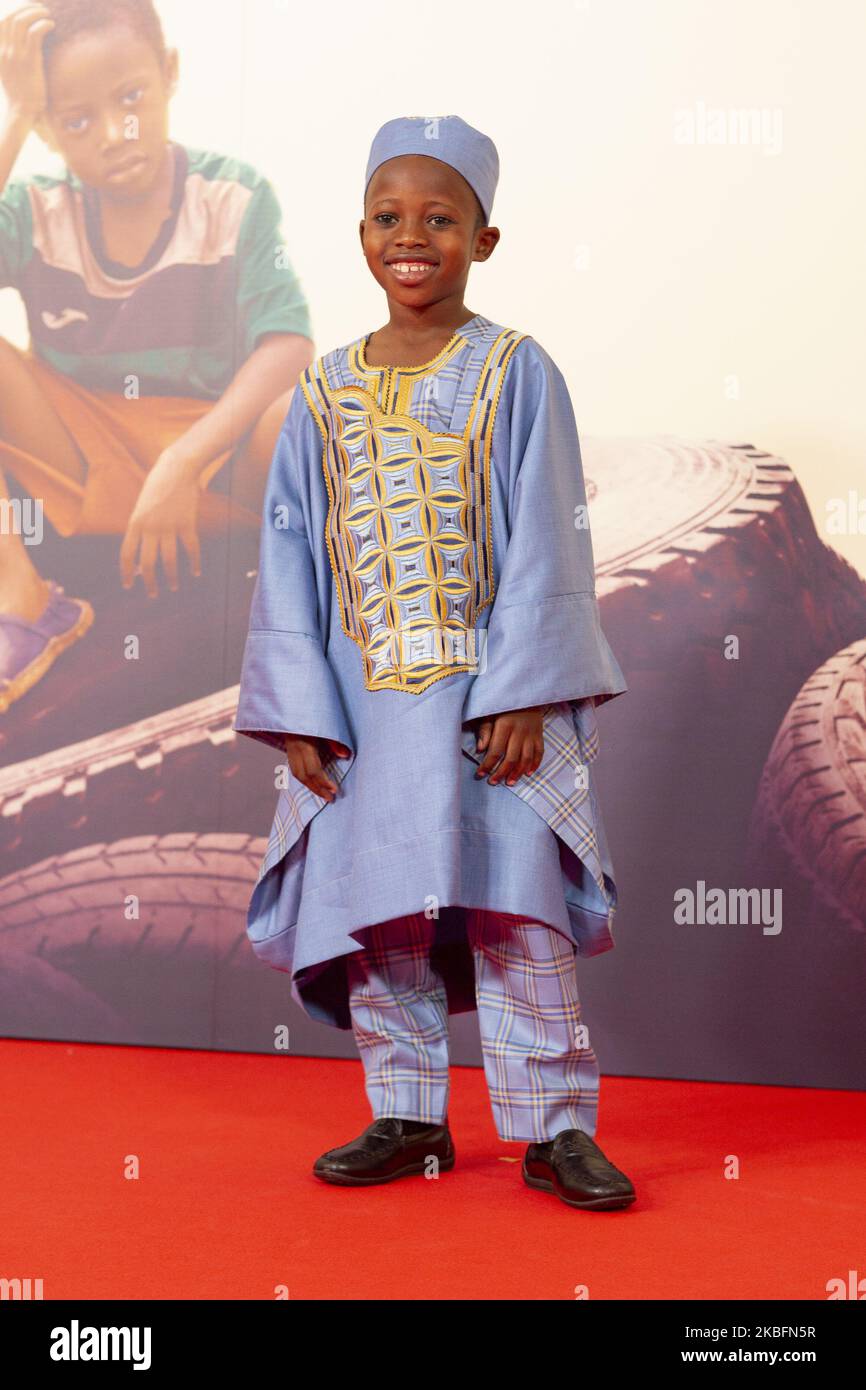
[232,385,354,756]
[461,338,627,724]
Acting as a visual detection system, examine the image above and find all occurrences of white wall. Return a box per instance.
[3,0,864,571]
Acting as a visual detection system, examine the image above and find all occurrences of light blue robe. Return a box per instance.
[232,313,627,1028]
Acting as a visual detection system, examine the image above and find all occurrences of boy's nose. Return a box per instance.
[393,236,431,252]
[101,121,130,151]
[393,219,429,241]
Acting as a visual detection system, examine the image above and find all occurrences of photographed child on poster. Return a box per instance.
[0,0,313,713]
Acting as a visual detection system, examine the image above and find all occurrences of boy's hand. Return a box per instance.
[120,448,203,596]
[284,734,351,803]
[471,706,545,786]
[0,5,55,121]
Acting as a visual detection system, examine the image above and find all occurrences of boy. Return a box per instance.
[233,115,635,1212]
[0,0,313,711]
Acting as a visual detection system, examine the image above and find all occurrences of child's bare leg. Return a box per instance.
[223,387,294,519]
[0,338,88,619]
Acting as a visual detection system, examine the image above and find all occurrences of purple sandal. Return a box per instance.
[0,579,94,714]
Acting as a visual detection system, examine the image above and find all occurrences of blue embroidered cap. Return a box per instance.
[364,115,499,224]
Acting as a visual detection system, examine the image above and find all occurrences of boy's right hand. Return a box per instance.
[283,734,351,803]
[0,5,56,121]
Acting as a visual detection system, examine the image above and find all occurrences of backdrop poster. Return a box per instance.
[1,0,864,1089]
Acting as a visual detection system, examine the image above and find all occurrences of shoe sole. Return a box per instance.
[522,1164,636,1210]
[314,1151,456,1186]
[0,597,94,714]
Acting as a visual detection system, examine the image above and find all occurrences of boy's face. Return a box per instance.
[34,25,177,201]
[360,154,499,311]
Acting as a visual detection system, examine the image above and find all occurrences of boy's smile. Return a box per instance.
[386,258,439,286]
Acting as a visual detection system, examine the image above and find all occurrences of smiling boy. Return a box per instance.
[0,0,313,711]
[233,114,635,1211]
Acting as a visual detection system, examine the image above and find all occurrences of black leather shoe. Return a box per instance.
[523,1129,636,1210]
[313,1117,455,1186]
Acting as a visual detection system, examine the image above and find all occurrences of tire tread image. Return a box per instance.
[747,641,866,934]
[0,832,268,1042]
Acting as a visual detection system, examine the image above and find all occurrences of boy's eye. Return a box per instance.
[60,86,142,133]
[373,213,454,227]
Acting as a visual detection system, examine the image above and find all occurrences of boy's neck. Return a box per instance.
[366,302,478,367]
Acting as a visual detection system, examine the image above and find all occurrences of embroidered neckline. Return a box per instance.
[356,312,485,375]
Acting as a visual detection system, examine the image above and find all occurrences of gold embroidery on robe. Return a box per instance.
[301,328,526,693]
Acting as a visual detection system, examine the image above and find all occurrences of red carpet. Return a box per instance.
[1,1038,862,1300]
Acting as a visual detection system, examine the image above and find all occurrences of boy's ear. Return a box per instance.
[164,45,180,95]
[474,226,500,262]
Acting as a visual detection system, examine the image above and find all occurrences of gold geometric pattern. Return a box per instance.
[318,384,484,692]
[299,326,527,694]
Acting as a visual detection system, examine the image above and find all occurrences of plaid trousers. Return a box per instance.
[345,910,600,1142]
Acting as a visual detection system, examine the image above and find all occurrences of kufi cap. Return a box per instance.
[364,115,499,224]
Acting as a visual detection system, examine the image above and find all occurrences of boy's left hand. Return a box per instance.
[471,706,545,785]
[120,448,203,597]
